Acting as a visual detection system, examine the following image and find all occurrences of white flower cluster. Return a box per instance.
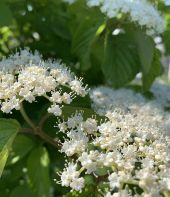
[59,163,85,191]
[151,80,170,108]
[58,112,170,196]
[90,82,170,136]
[63,0,164,36]
[99,0,164,36]
[63,0,76,4]
[0,49,88,115]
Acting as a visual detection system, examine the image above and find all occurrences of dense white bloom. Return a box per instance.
[90,86,146,115]
[61,130,89,156]
[47,104,62,116]
[100,0,164,35]
[90,83,170,136]
[86,0,102,7]
[78,150,99,173]
[105,190,132,197]
[0,49,88,115]
[67,113,84,129]
[81,118,98,134]
[58,111,170,196]
[60,163,85,191]
[151,79,170,107]
[63,0,76,4]
[63,0,164,36]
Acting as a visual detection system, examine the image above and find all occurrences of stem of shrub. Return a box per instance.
[20,103,36,130]
[20,103,61,149]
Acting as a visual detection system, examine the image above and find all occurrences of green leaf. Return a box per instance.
[8,135,36,165]
[84,175,95,186]
[0,189,9,197]
[0,158,26,190]
[95,167,110,176]
[64,185,97,197]
[163,191,170,197]
[163,29,170,55]
[0,119,20,177]
[102,32,140,88]
[135,31,154,74]
[72,16,102,70]
[27,146,51,197]
[0,2,13,27]
[163,14,170,54]
[142,49,162,91]
[10,185,34,197]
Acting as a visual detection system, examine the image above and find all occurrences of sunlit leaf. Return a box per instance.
[0,119,20,177]
[27,146,51,197]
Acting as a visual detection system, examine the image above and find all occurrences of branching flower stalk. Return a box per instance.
[20,102,36,130]
[0,48,88,148]
[20,102,60,148]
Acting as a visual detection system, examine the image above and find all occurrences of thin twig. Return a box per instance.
[20,127,34,134]
[19,103,61,149]
[39,113,52,129]
[36,127,61,149]
[20,103,36,129]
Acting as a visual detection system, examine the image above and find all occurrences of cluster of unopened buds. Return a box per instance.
[0,49,88,115]
[57,111,170,196]
[63,0,164,36]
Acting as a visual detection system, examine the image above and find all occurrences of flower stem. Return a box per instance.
[20,102,36,130]
[36,128,61,149]
[19,102,61,149]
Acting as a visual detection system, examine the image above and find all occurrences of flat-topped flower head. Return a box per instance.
[0,49,88,115]
[100,0,164,36]
[63,0,164,36]
[90,85,170,136]
[57,111,170,196]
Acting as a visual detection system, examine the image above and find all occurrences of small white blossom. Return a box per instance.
[48,104,62,116]
[60,163,84,191]
[81,118,98,134]
[61,130,88,156]
[0,49,88,115]
[78,151,99,174]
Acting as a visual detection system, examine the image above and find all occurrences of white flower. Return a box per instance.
[60,163,84,191]
[1,96,20,113]
[58,111,170,196]
[67,113,84,129]
[63,0,76,4]
[86,0,102,7]
[70,177,85,191]
[108,172,120,189]
[63,0,164,36]
[61,130,88,156]
[81,118,98,134]
[50,92,62,103]
[100,0,164,35]
[90,85,170,136]
[70,79,88,96]
[0,49,88,115]
[62,92,72,104]
[48,104,62,116]
[78,151,99,174]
